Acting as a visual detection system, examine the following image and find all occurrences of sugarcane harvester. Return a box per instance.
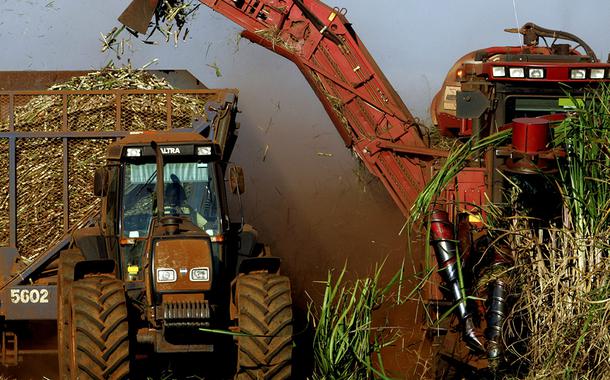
[119,0,610,372]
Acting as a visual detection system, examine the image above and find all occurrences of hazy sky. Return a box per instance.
[1,1,608,119]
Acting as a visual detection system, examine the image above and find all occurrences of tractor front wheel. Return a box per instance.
[236,272,293,380]
[68,275,130,380]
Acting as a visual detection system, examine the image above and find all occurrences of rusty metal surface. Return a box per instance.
[119,0,160,34]
[136,329,214,353]
[0,247,18,281]
[153,238,213,292]
[0,70,207,91]
[2,331,18,366]
[0,285,57,320]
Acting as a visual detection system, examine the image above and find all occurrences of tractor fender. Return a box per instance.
[237,224,262,258]
[72,226,108,261]
[74,259,116,281]
[230,258,283,321]
[238,256,281,275]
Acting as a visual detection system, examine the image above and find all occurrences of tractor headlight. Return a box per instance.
[570,69,587,80]
[156,268,177,283]
[509,67,525,78]
[189,267,210,282]
[126,147,142,157]
[590,68,605,79]
[197,146,212,156]
[528,68,545,79]
[492,66,506,77]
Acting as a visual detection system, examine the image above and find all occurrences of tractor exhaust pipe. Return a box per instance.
[429,210,484,353]
[151,141,165,218]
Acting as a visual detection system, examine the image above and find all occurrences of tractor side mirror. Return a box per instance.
[93,167,108,197]
[229,166,245,195]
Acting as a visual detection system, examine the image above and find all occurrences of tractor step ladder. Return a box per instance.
[1,331,19,366]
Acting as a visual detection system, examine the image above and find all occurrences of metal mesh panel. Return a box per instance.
[171,93,212,129]
[68,139,111,227]
[121,94,169,131]
[16,138,63,257]
[0,95,9,132]
[67,94,116,132]
[13,95,63,132]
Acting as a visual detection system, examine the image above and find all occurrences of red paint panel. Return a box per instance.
[511,117,549,153]
[456,168,487,212]
[429,210,453,240]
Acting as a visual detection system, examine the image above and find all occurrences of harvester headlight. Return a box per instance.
[492,66,506,77]
[590,68,605,79]
[126,147,142,157]
[509,67,525,78]
[197,146,212,156]
[570,69,587,79]
[189,267,210,282]
[528,68,545,79]
[156,268,177,283]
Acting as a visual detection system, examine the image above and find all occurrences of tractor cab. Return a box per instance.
[56,100,293,377]
[96,132,226,286]
[433,22,610,140]
[88,130,239,351]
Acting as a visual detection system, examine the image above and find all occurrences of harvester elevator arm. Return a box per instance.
[121,0,447,216]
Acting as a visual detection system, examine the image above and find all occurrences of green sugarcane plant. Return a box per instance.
[486,84,610,378]
[308,262,404,380]
[408,129,512,225]
[410,84,610,378]
[514,84,610,378]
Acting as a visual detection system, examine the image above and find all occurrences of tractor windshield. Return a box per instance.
[121,161,220,238]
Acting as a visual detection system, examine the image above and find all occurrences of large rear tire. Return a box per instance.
[236,273,293,380]
[57,249,84,379]
[69,275,130,380]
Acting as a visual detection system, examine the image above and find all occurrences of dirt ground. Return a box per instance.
[236,155,435,378]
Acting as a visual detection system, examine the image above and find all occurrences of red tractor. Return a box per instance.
[119,0,610,376]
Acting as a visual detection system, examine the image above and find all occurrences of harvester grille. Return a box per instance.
[160,300,211,327]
